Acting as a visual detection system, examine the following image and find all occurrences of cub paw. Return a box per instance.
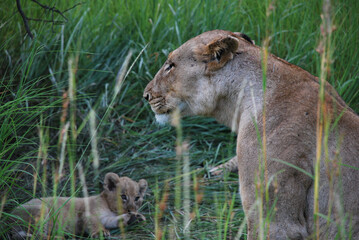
[127,212,146,225]
[91,229,110,239]
[103,229,111,238]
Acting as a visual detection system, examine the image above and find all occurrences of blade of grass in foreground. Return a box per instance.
[314,0,332,238]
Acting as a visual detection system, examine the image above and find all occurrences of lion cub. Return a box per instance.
[10,173,148,239]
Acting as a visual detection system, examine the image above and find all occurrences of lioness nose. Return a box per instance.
[143,92,152,102]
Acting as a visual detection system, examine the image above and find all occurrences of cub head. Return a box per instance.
[143,30,253,125]
[103,172,148,213]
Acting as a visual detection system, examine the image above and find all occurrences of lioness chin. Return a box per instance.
[143,30,359,239]
[9,173,147,239]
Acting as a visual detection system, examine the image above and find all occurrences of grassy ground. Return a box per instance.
[0,0,358,239]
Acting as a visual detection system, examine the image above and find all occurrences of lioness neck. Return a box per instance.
[211,49,265,132]
[209,44,324,132]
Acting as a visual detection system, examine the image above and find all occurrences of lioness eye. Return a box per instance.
[135,196,140,201]
[121,195,127,200]
[165,63,175,71]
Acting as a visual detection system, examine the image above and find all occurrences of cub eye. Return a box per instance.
[165,63,175,71]
[121,195,127,200]
[135,196,140,201]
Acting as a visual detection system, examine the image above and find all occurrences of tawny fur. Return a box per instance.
[9,173,147,239]
[143,30,359,239]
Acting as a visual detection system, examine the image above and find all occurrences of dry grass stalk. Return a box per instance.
[89,109,100,178]
[314,0,335,238]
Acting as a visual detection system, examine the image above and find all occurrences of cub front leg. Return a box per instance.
[85,216,110,238]
[209,155,238,176]
[101,213,145,229]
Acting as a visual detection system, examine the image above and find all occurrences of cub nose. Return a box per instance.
[143,91,152,102]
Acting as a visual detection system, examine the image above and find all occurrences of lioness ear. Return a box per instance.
[195,35,239,72]
[104,173,120,191]
[138,179,148,196]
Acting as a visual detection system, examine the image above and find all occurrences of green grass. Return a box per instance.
[0,0,358,239]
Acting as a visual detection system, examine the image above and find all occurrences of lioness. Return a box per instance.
[143,30,359,239]
[9,173,148,239]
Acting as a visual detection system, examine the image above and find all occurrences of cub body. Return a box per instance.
[10,173,147,239]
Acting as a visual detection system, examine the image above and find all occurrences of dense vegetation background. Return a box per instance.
[0,0,358,239]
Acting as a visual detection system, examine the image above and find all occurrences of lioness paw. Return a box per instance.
[208,156,238,177]
[209,166,225,176]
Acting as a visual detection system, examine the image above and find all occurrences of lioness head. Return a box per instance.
[103,172,148,213]
[143,30,254,124]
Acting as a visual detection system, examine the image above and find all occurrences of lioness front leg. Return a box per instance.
[209,155,238,176]
[238,137,312,239]
[240,164,311,239]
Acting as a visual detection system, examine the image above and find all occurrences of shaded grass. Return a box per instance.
[0,0,358,239]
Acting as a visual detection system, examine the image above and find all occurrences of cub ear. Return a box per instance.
[104,173,120,191]
[138,179,148,196]
[194,35,239,72]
